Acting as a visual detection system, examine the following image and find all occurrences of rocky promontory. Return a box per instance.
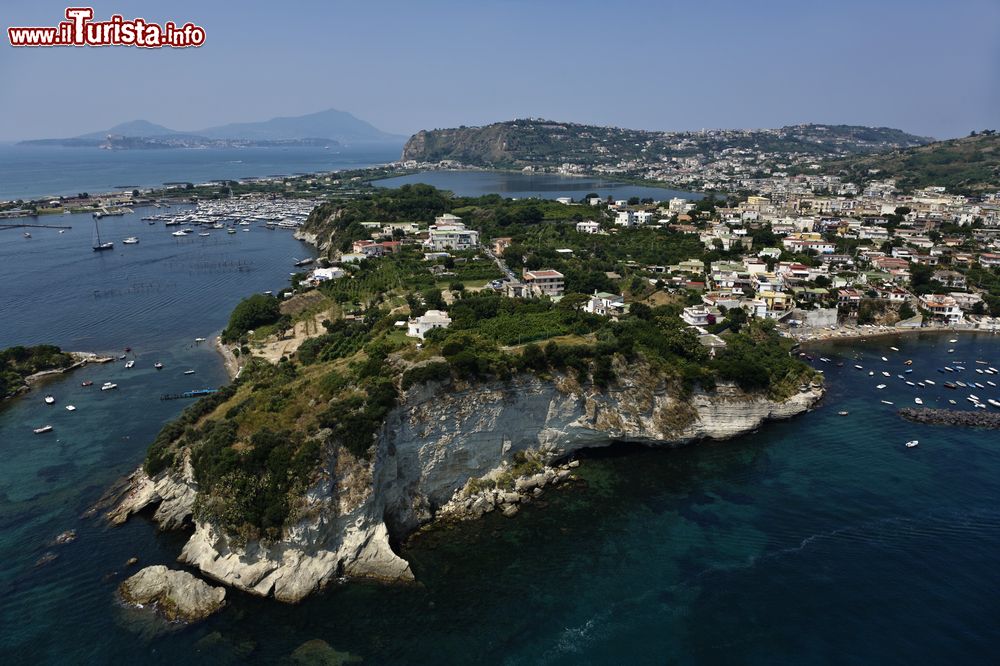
[109,363,823,603]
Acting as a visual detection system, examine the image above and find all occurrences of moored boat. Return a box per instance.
[33,425,53,434]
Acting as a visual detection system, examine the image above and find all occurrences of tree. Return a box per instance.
[222,294,281,341]
[898,301,916,320]
[629,302,653,320]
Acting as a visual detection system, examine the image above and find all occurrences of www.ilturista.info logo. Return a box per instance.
[8,7,205,48]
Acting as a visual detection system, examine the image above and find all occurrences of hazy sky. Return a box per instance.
[2,0,998,140]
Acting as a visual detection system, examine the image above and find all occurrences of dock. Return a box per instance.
[0,223,73,230]
[160,389,218,401]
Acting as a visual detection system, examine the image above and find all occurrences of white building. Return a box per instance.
[523,269,565,297]
[576,220,601,234]
[424,225,479,251]
[407,309,452,339]
[309,267,345,282]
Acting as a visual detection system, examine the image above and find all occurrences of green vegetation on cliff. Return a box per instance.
[1,345,75,399]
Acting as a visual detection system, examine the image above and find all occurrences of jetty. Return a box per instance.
[899,408,1000,429]
[0,223,73,230]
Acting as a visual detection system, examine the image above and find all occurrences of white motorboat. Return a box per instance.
[876,384,887,389]
[890,346,900,352]
[914,397,923,405]
[101,382,117,391]
[44,395,55,405]
[905,440,919,448]
[65,405,76,411]
[34,425,53,434]
[124,360,135,369]
[881,400,894,405]
[123,237,139,244]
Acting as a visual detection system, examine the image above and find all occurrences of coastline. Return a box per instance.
[214,336,242,381]
[790,322,1000,346]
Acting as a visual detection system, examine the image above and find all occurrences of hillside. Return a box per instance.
[818,131,1000,194]
[401,119,931,168]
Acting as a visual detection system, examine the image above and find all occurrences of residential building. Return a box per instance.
[576,220,601,234]
[584,291,627,317]
[919,295,963,324]
[523,269,565,297]
[407,310,452,339]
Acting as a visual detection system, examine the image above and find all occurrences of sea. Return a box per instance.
[1,164,999,664]
[0,143,403,201]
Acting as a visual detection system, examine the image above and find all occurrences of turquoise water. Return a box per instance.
[0,143,402,201]
[374,170,703,202]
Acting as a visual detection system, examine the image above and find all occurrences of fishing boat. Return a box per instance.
[154,362,163,370]
[92,216,113,252]
[44,395,55,405]
[122,237,139,244]
[33,425,53,434]
[905,440,919,448]
[81,380,93,387]
[101,381,117,391]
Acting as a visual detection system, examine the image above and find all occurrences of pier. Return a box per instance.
[0,223,73,230]
[899,407,1000,429]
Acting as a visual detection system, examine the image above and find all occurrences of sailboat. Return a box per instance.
[92,216,113,252]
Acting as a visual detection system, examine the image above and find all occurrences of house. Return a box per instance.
[949,292,983,311]
[308,267,345,283]
[671,258,706,275]
[584,291,627,317]
[919,295,963,324]
[681,304,723,327]
[492,237,513,255]
[407,310,452,339]
[424,223,480,251]
[874,285,909,302]
[523,269,565,297]
[576,220,601,234]
[615,210,637,227]
[980,253,1000,268]
[933,270,966,289]
[837,288,862,309]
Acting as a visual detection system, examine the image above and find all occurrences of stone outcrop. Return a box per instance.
[112,364,822,602]
[119,565,226,622]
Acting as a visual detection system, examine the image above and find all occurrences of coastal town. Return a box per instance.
[284,177,1000,357]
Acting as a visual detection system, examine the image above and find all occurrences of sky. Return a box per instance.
[1,0,998,140]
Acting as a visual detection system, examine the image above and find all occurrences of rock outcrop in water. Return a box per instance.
[110,366,823,603]
[119,565,226,622]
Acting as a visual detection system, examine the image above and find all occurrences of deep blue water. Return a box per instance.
[2,197,1000,662]
[374,170,703,202]
[0,143,402,201]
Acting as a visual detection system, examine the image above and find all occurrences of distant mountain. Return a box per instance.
[402,119,932,168]
[816,131,1000,194]
[77,119,180,139]
[197,108,403,144]
[19,108,404,148]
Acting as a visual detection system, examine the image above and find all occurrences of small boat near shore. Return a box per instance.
[44,395,55,405]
